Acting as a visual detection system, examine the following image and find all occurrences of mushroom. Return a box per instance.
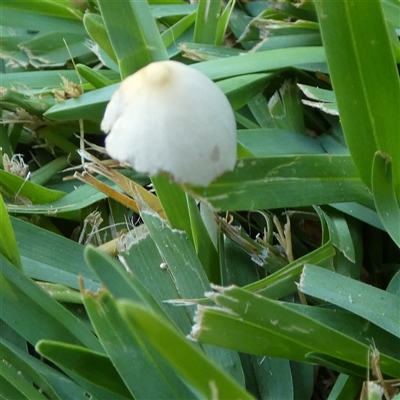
[101,60,237,187]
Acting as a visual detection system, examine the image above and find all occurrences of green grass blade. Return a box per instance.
[19,31,91,68]
[0,1,85,34]
[0,324,95,399]
[245,240,335,299]
[140,209,245,384]
[140,209,211,299]
[6,173,137,216]
[75,64,114,89]
[0,170,65,204]
[0,338,60,400]
[322,209,355,263]
[44,83,118,121]
[194,0,223,44]
[327,374,363,400]
[193,46,326,79]
[215,0,236,45]
[330,202,384,231]
[36,341,131,399]
[11,217,99,291]
[268,80,307,135]
[150,175,193,243]
[0,362,49,400]
[191,285,400,377]
[299,264,400,338]
[315,0,400,194]
[0,195,22,270]
[188,155,373,211]
[161,11,196,49]
[1,69,118,92]
[0,0,82,19]
[0,254,102,352]
[372,152,400,246]
[115,230,195,334]
[97,0,168,78]
[187,196,220,283]
[30,156,69,186]
[83,13,118,64]
[84,245,171,322]
[119,301,254,399]
[82,290,193,399]
[237,129,323,156]
[43,72,273,122]
[217,73,273,110]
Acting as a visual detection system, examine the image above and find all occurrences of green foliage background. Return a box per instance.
[1,0,399,399]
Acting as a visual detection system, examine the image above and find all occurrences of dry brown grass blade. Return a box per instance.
[73,150,167,256]
[74,171,139,212]
[77,149,165,218]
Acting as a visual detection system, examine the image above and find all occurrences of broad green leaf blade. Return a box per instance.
[372,152,400,246]
[180,41,243,60]
[0,361,49,400]
[187,196,220,283]
[43,72,273,121]
[194,0,222,45]
[0,0,82,20]
[30,156,69,186]
[217,73,273,110]
[268,80,307,135]
[315,0,400,195]
[322,209,355,263]
[119,301,254,400]
[0,2,85,34]
[82,290,193,399]
[44,47,325,122]
[0,338,60,400]
[76,64,114,88]
[0,254,102,352]
[0,331,93,400]
[97,0,168,78]
[0,195,22,270]
[19,31,91,68]
[191,285,400,377]
[0,170,65,204]
[220,236,260,287]
[299,264,400,338]
[291,361,314,400]
[188,155,373,211]
[151,174,193,243]
[1,69,118,92]
[140,209,245,385]
[11,217,99,291]
[116,229,195,334]
[5,172,145,216]
[245,240,335,299]
[44,83,117,121]
[83,13,118,64]
[215,0,236,46]
[237,129,323,156]
[193,46,326,79]
[36,341,131,399]
[327,374,363,400]
[330,202,384,231]
[84,245,172,323]
[161,10,196,49]
[1,87,53,114]
[140,209,212,299]
[252,356,294,399]
[298,84,336,103]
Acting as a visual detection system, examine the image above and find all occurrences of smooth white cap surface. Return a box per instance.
[101,60,237,186]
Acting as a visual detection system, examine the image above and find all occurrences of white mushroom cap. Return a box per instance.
[101,60,237,187]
